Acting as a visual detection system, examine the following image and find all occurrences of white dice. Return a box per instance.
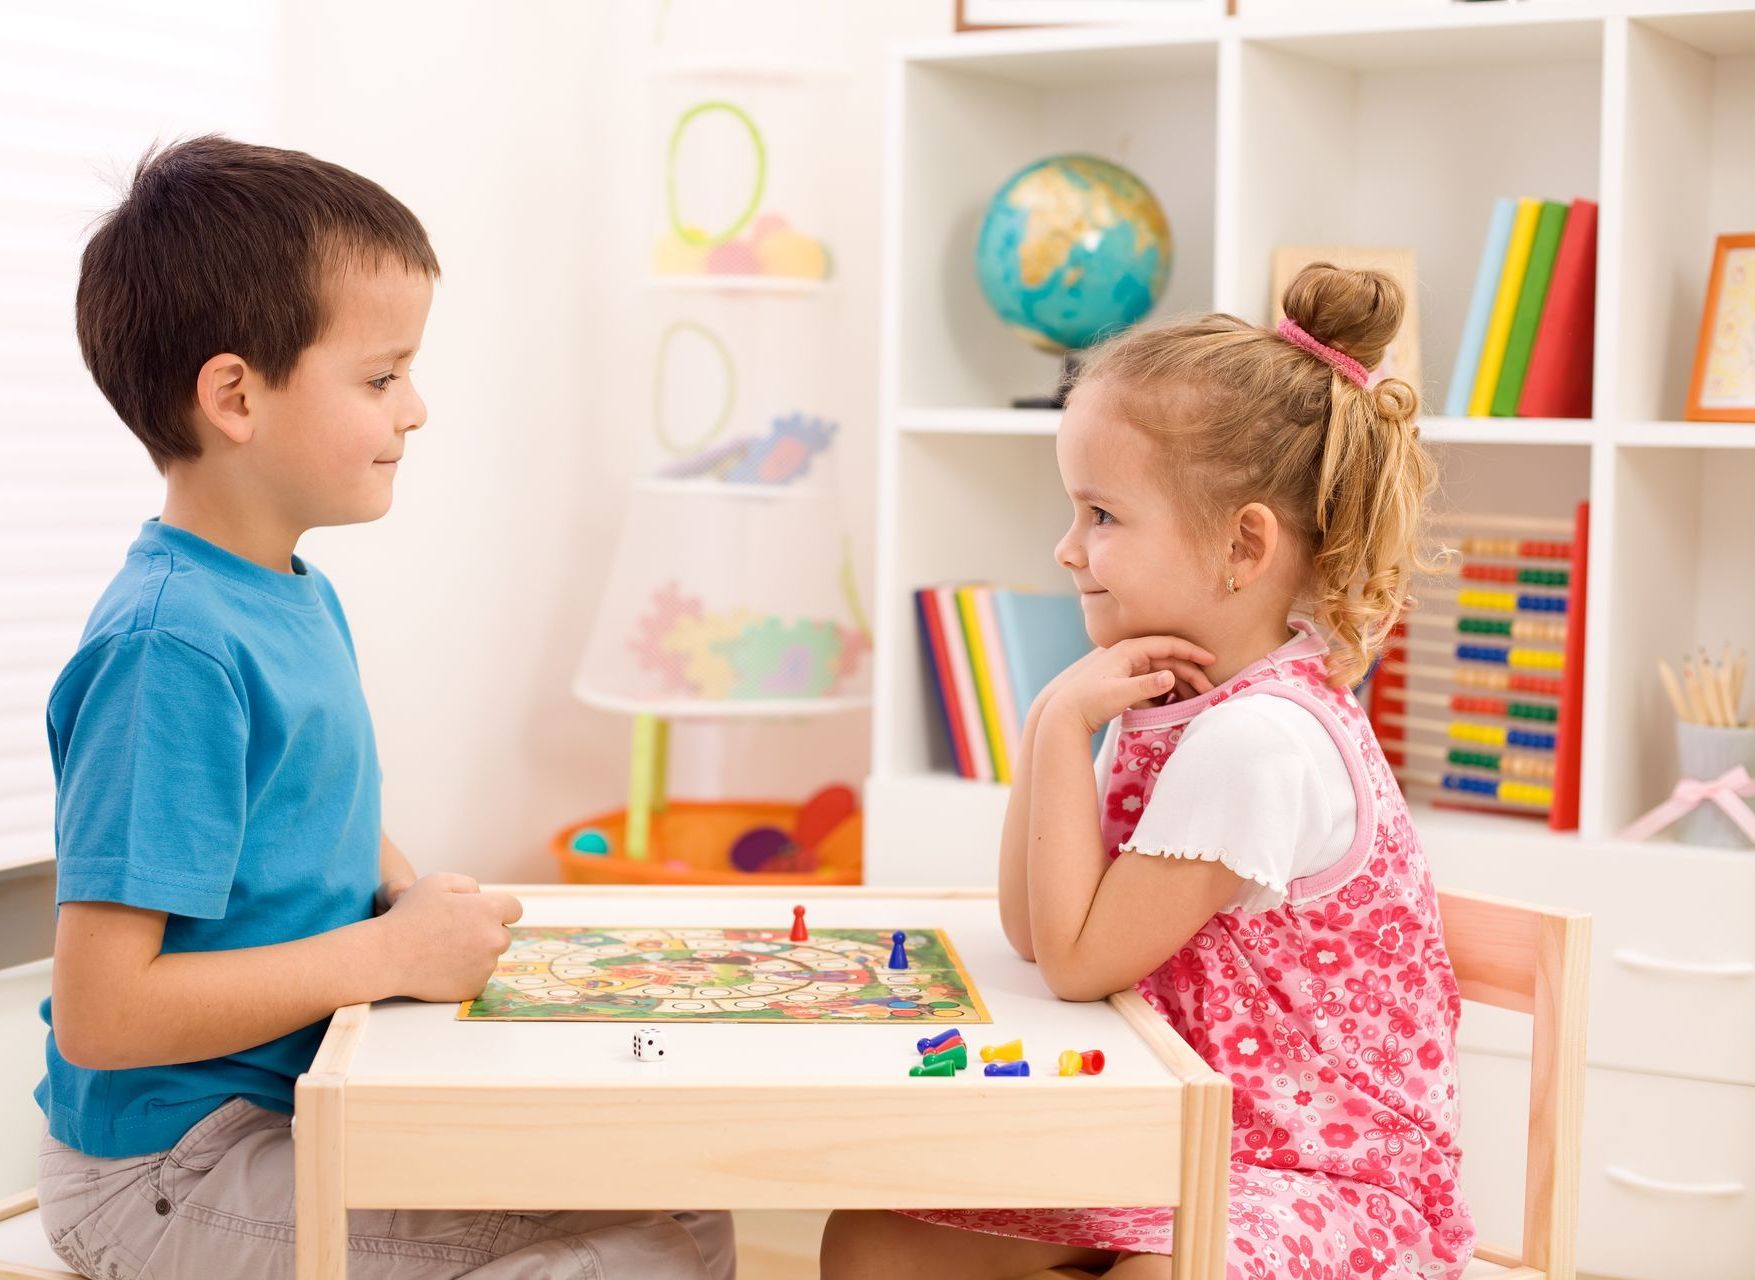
[632,1026,668,1062]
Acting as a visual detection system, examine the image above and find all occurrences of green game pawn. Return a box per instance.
[909,1059,957,1077]
[922,1045,968,1071]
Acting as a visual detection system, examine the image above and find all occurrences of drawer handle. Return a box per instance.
[1612,949,1755,979]
[1606,1167,1745,1198]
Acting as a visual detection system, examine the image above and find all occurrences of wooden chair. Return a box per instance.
[0,890,1588,1280]
[0,1190,80,1280]
[1027,888,1591,1280]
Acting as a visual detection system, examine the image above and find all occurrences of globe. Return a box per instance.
[975,154,1172,357]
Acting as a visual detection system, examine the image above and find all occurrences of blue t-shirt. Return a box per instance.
[36,519,382,1158]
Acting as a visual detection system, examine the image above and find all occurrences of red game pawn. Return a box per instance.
[790,904,808,942]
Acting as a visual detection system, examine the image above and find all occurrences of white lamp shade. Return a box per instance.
[573,478,870,718]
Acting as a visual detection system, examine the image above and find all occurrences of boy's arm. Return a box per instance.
[51,874,522,1072]
[376,830,418,914]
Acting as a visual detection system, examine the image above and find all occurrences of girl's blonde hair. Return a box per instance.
[1073,262,1436,688]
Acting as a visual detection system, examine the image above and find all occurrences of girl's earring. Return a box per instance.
[1226,574,1238,594]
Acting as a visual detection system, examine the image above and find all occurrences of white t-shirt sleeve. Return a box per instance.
[1119,696,1356,913]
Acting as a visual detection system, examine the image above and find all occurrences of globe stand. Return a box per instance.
[1011,352,1082,411]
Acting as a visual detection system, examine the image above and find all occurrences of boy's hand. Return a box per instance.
[374,876,415,915]
[379,872,524,1002]
[1044,636,1215,738]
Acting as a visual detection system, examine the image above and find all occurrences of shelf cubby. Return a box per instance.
[1228,19,1603,411]
[876,431,1068,783]
[892,35,1219,411]
[1596,445,1755,835]
[1612,11,1755,421]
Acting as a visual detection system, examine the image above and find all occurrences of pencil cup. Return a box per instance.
[1674,722,1755,849]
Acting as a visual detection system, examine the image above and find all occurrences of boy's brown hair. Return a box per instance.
[75,135,441,472]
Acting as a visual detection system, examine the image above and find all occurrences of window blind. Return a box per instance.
[0,0,276,872]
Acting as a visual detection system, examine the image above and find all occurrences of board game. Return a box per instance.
[458,925,990,1023]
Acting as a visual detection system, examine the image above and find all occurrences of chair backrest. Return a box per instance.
[1438,889,1591,1280]
[0,1189,86,1280]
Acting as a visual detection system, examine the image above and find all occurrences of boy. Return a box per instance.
[34,136,732,1279]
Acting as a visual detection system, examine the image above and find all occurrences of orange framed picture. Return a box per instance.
[1686,232,1755,423]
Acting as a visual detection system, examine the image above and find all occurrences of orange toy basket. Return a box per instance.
[551,798,862,886]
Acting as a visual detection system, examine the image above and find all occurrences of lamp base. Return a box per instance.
[552,799,863,886]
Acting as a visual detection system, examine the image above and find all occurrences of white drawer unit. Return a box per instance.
[1425,824,1755,1086]
[1461,1051,1755,1280]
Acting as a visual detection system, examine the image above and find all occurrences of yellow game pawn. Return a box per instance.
[980,1039,1023,1064]
[1058,1049,1106,1077]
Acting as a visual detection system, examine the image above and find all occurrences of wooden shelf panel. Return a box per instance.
[873,5,1755,882]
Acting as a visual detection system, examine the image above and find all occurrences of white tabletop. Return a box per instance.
[345,889,1179,1089]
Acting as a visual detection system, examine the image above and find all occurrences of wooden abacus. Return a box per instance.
[1366,503,1589,831]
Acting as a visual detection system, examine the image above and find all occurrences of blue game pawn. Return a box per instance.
[984,1060,1031,1077]
[917,1028,963,1055]
[888,930,908,971]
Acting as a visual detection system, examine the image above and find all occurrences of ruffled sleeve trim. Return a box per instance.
[1116,841,1289,910]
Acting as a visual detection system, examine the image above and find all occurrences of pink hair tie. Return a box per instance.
[1277,317,1369,388]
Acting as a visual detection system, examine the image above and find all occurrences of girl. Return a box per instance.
[823,264,1475,1279]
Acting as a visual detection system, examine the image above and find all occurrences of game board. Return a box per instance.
[458,926,991,1023]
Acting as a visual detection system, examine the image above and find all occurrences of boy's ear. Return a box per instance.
[193,353,255,446]
[1227,501,1281,591]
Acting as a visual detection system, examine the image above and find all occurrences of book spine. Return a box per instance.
[956,586,1011,784]
[935,586,992,782]
[914,588,970,778]
[1491,200,1570,417]
[1469,197,1542,417]
[1445,197,1517,417]
[1517,198,1598,420]
[973,587,1023,778]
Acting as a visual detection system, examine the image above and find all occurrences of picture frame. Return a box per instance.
[956,0,1227,31]
[1270,246,1423,400]
[1686,232,1755,423]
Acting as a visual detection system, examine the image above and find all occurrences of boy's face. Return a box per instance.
[254,265,433,529]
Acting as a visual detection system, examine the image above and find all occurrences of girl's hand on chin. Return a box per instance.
[1045,635,1215,737]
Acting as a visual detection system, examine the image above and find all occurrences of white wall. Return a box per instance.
[281,0,951,882]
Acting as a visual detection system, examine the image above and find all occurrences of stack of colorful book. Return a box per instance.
[1444,196,1598,419]
[914,585,1091,783]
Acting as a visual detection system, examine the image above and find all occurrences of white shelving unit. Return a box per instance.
[869,6,1755,1277]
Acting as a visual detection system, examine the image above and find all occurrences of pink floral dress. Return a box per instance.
[905,622,1477,1278]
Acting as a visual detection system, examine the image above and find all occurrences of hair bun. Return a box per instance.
[1281,261,1404,374]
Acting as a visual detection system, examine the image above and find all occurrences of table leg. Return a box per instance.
[295,1073,348,1280]
[1172,1074,1231,1280]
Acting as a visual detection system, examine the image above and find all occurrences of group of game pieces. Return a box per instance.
[907,1030,1106,1080]
[789,906,911,973]
[623,908,923,1060]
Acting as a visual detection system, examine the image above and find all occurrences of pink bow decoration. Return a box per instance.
[1618,765,1755,844]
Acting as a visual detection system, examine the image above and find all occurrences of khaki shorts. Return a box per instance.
[37,1098,734,1279]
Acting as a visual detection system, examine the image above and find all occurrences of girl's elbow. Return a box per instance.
[1037,957,1109,1003]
